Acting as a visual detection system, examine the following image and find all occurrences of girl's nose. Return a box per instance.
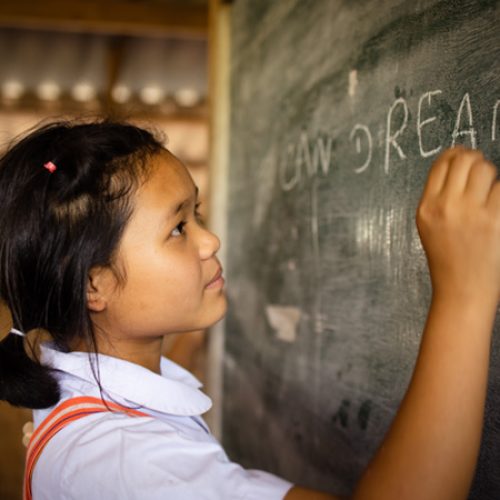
[198,226,221,260]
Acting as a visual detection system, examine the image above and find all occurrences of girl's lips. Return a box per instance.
[206,268,224,289]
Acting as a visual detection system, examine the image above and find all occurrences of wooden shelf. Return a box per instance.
[0,0,208,38]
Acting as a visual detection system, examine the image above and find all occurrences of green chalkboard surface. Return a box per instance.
[223,0,500,496]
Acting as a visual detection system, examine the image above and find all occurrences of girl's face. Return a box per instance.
[94,150,226,341]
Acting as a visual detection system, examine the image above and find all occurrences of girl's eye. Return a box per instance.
[171,221,187,237]
[169,203,202,238]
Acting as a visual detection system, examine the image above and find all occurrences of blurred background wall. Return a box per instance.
[0,1,212,498]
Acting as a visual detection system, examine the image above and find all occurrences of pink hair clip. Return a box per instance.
[43,161,57,173]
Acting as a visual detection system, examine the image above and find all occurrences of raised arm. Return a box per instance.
[286,147,500,500]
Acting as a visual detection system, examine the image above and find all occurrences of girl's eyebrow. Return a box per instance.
[168,186,199,219]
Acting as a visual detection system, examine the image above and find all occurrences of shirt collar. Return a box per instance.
[40,342,212,417]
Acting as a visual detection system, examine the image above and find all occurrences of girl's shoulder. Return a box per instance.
[32,406,292,500]
[32,409,182,499]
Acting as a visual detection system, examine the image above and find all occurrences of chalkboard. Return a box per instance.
[222,0,500,497]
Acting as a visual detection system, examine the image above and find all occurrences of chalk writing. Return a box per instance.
[417,90,443,158]
[493,100,500,141]
[279,132,333,192]
[350,124,372,174]
[451,92,477,148]
[279,143,299,192]
[279,89,498,193]
[384,97,409,174]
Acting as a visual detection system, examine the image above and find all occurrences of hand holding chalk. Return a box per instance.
[417,147,500,303]
[351,149,500,499]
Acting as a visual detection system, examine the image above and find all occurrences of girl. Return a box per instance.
[0,120,498,500]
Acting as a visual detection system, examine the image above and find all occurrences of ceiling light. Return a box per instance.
[139,85,164,105]
[111,84,132,104]
[174,88,200,108]
[37,80,61,101]
[2,79,25,100]
[72,82,96,102]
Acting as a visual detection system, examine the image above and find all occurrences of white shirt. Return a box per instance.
[32,343,293,500]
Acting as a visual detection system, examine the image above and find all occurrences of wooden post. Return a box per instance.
[206,0,231,438]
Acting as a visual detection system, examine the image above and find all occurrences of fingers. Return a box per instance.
[486,181,500,214]
[465,159,497,205]
[422,147,497,205]
[441,149,485,197]
[418,149,500,303]
[420,147,464,199]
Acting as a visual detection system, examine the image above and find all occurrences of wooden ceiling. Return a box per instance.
[0,0,208,38]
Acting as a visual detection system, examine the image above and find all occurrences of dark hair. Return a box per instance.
[0,119,164,408]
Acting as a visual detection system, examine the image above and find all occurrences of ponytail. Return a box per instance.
[0,332,60,408]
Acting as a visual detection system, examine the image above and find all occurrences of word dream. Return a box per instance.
[279,90,500,192]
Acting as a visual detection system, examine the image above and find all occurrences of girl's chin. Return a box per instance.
[207,298,228,327]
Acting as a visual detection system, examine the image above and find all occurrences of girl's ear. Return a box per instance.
[87,267,115,313]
